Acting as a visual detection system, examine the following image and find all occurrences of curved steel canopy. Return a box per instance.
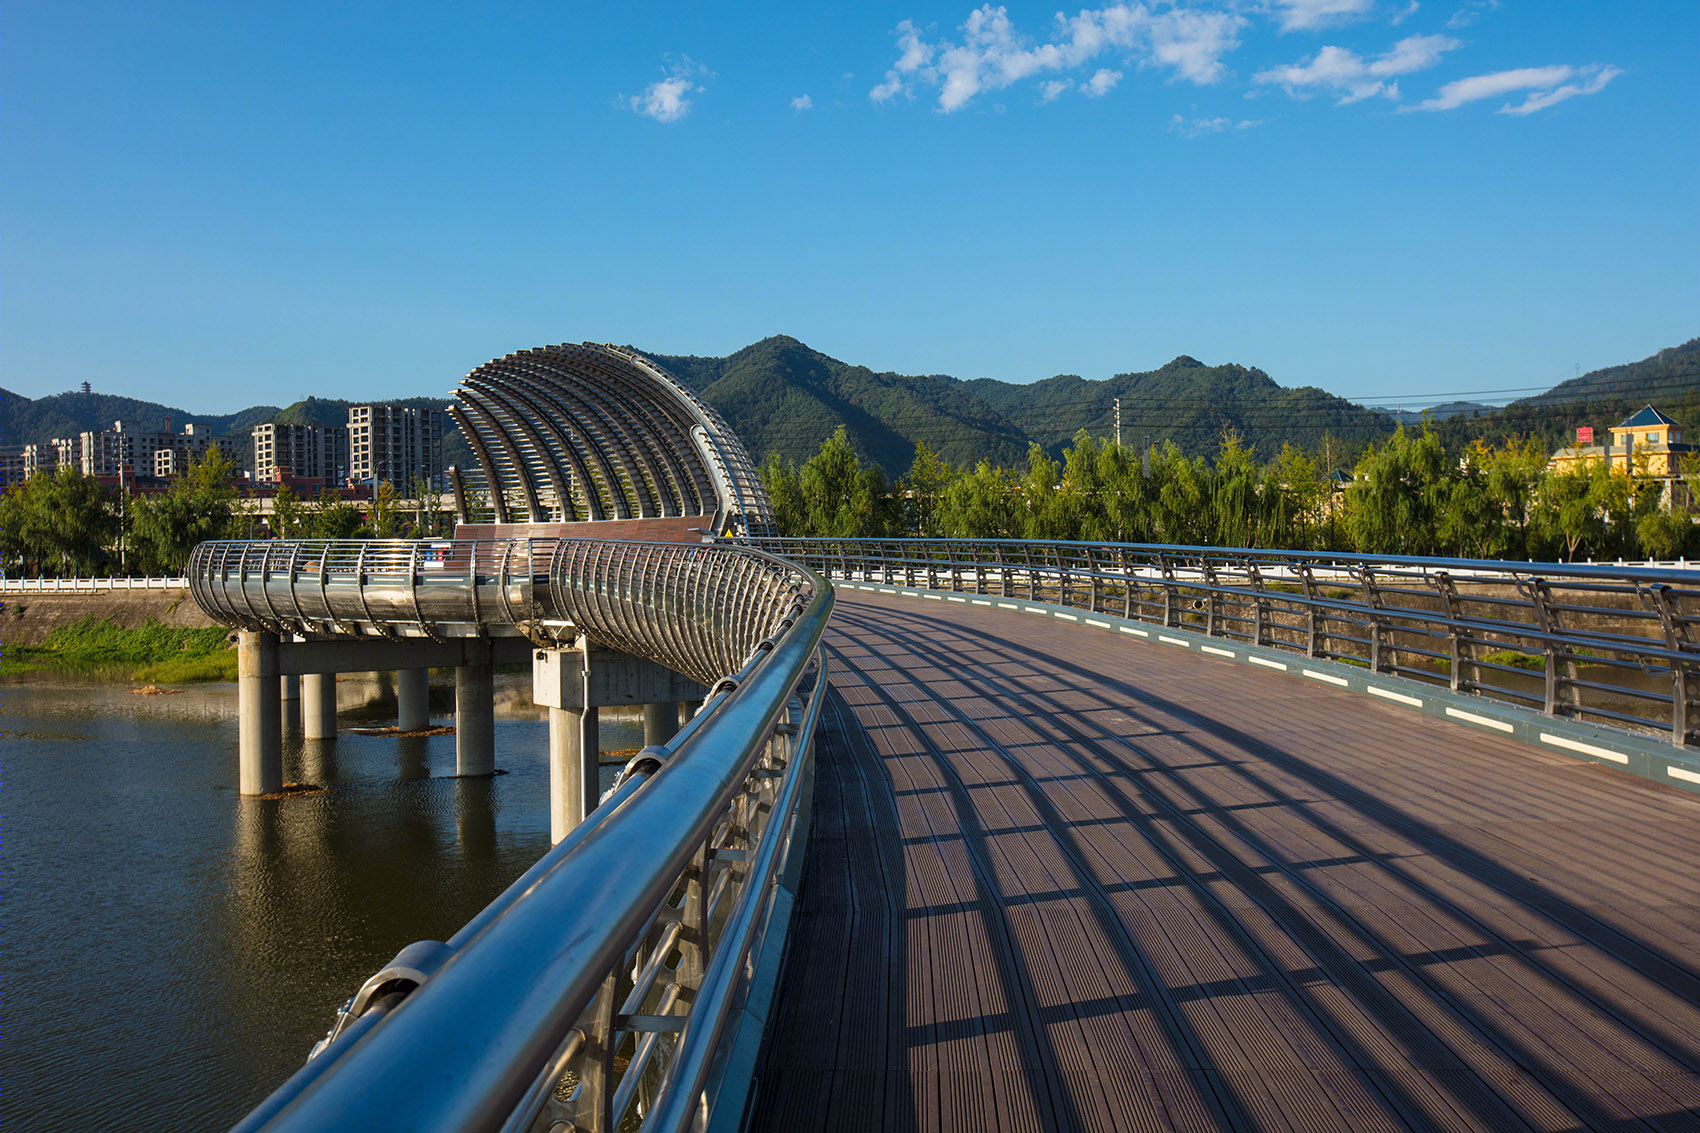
[450,343,775,537]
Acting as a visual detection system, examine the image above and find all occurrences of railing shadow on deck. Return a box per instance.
[817,597,1700,1130]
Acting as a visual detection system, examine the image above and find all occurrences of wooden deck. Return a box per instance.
[748,590,1700,1132]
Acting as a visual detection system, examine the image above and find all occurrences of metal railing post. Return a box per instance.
[1298,563,1322,658]
[573,976,619,1132]
[1435,571,1466,693]
[1250,563,1269,647]
[1159,554,1177,628]
[1650,585,1694,746]
[1202,560,1220,637]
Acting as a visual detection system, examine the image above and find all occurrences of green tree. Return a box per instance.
[901,441,955,537]
[369,479,401,538]
[797,427,894,537]
[1270,443,1322,550]
[1021,443,1076,541]
[1210,432,1259,548]
[1532,455,1614,560]
[760,452,806,536]
[937,459,1022,538]
[129,446,241,574]
[1093,437,1149,544]
[0,468,117,576]
[271,483,305,540]
[1474,437,1548,559]
[1343,423,1450,555]
[1148,443,1208,546]
[308,491,366,539]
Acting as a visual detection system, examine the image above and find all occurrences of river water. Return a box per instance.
[1,673,634,1131]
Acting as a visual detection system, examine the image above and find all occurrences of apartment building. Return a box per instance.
[76,420,214,479]
[252,422,349,484]
[348,405,444,490]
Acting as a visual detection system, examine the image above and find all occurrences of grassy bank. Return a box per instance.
[3,616,237,682]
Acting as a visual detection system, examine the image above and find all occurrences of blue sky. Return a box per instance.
[6,1,1696,414]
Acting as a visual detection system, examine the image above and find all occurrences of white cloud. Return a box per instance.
[1254,33,1457,103]
[1039,79,1073,102]
[791,94,814,112]
[1392,2,1420,25]
[1085,68,1123,96]
[628,58,711,123]
[870,4,1246,112]
[1445,0,1497,30]
[1170,113,1262,136]
[1269,0,1376,33]
[871,19,932,103]
[1148,8,1243,83]
[1410,63,1620,113]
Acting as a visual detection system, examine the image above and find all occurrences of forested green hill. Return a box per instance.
[964,355,1396,462]
[648,335,1031,476]
[5,334,1693,482]
[1434,339,1700,453]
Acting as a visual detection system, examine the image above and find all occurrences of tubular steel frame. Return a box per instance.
[751,537,1700,748]
[210,538,832,1133]
[448,343,776,537]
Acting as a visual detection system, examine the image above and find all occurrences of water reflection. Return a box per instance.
[1,672,635,1132]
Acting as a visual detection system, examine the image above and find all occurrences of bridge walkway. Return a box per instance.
[748,590,1700,1132]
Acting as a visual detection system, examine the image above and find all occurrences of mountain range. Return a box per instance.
[3,335,1694,480]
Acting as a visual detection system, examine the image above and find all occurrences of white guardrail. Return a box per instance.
[0,576,190,593]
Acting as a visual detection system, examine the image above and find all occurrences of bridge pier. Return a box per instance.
[397,668,430,732]
[534,644,705,843]
[455,655,495,777]
[643,701,678,746]
[548,706,600,841]
[301,672,338,739]
[238,630,283,796]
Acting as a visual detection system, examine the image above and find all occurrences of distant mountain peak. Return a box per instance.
[1163,355,1206,370]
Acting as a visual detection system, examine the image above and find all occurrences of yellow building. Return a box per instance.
[1548,405,1695,508]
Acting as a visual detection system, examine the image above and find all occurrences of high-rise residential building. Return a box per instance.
[22,442,62,479]
[76,420,214,479]
[0,448,26,490]
[52,437,81,471]
[348,405,444,490]
[252,422,349,484]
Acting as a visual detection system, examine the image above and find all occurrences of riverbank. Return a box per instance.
[2,590,234,680]
[2,588,219,646]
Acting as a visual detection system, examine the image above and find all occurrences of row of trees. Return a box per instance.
[8,427,1692,575]
[761,425,1700,560]
[0,450,453,576]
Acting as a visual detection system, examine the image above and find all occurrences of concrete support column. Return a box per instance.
[644,701,679,747]
[549,705,600,844]
[280,674,300,701]
[301,672,338,740]
[455,662,495,777]
[238,631,283,796]
[397,668,430,732]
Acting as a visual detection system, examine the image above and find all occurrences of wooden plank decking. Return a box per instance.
[748,590,1700,1132]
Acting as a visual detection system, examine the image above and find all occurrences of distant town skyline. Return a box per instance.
[5,2,1695,414]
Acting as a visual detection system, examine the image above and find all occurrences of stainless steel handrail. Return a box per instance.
[750,536,1700,747]
[219,537,833,1133]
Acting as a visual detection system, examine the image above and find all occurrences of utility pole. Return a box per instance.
[1142,434,1152,478]
[1114,398,1122,448]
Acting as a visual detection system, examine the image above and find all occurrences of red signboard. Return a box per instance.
[1577,426,1594,443]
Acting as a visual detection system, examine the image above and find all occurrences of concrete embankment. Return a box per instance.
[1,589,223,648]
